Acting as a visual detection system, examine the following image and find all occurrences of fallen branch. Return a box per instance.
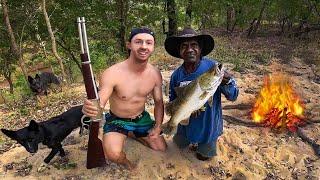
[223,103,252,110]
[223,115,264,127]
[302,119,320,125]
[297,127,320,157]
[223,114,320,157]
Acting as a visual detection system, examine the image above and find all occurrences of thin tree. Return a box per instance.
[166,0,178,37]
[1,0,28,79]
[0,49,15,93]
[40,0,67,81]
[247,0,269,38]
[185,0,192,27]
[226,5,236,32]
[116,0,128,54]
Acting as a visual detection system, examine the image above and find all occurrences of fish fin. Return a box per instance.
[165,101,173,116]
[166,99,185,117]
[208,96,213,107]
[162,121,176,135]
[174,86,185,97]
[191,110,201,118]
[174,81,196,97]
[199,91,208,100]
[179,118,190,125]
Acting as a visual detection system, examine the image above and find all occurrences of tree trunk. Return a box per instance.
[185,0,192,27]
[247,0,268,38]
[1,0,28,80]
[5,76,13,94]
[167,0,178,37]
[226,6,235,32]
[304,0,320,19]
[0,91,6,104]
[56,39,82,72]
[162,1,167,34]
[40,0,67,81]
[116,0,127,55]
[247,18,257,37]
[200,15,208,30]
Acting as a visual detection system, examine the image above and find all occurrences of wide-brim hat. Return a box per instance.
[164,27,214,58]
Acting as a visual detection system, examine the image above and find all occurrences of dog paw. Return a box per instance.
[37,163,50,173]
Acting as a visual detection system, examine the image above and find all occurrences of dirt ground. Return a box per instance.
[0,40,319,179]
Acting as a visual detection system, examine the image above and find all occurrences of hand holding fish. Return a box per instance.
[190,106,206,118]
[221,70,233,85]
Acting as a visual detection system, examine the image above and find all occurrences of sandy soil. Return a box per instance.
[0,57,319,180]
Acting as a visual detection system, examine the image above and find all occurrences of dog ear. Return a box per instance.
[1,129,17,139]
[27,76,34,83]
[28,120,39,132]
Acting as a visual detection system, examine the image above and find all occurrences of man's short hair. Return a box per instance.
[128,27,155,42]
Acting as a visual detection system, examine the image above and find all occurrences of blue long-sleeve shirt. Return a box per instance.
[169,57,239,144]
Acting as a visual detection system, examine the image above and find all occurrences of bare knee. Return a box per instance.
[155,145,167,152]
[150,142,167,152]
[105,149,123,162]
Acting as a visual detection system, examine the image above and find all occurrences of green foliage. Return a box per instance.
[0,48,17,78]
[209,37,273,72]
[19,106,29,116]
[13,73,33,97]
[90,39,123,72]
[1,0,319,94]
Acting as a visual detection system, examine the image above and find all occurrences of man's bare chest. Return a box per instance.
[114,76,155,100]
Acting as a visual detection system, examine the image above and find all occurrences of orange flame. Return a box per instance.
[252,74,304,131]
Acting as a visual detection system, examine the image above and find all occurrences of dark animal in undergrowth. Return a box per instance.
[28,72,61,95]
[1,105,89,163]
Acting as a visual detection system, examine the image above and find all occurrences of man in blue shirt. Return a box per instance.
[164,27,239,160]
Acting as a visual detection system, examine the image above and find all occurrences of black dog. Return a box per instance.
[28,72,61,95]
[1,105,88,163]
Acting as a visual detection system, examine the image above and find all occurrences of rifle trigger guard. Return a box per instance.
[81,115,91,129]
[81,115,103,128]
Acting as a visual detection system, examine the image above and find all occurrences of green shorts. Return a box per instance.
[103,111,154,138]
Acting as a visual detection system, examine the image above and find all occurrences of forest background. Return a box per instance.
[0,0,319,100]
[0,0,320,179]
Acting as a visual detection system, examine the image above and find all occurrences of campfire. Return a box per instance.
[223,73,320,157]
[252,74,305,132]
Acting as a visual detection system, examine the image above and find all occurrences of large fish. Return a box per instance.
[164,63,224,135]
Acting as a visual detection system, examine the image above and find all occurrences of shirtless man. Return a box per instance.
[82,27,167,170]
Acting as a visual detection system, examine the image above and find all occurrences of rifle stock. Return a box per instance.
[77,17,106,169]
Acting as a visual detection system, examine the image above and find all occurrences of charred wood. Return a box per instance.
[297,127,320,157]
[223,114,320,157]
[223,115,264,127]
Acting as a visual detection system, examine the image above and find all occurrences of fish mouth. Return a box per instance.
[208,63,223,74]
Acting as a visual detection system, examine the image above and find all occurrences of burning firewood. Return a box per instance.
[252,74,304,132]
[223,73,320,157]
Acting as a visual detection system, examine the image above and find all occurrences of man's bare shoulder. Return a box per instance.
[101,61,126,76]
[147,63,162,82]
[147,63,161,74]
